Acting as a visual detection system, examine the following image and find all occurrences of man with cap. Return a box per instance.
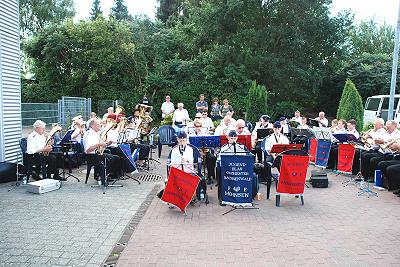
[263,121,290,182]
[170,131,195,174]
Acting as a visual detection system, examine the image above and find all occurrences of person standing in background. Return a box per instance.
[161,95,175,119]
[196,94,208,113]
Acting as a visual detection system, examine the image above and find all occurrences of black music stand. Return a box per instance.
[290,128,315,141]
[257,128,272,140]
[308,118,320,128]
[189,135,220,179]
[56,130,80,182]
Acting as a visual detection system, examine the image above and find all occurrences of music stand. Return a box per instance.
[219,135,252,151]
[270,144,303,154]
[118,144,141,184]
[257,128,272,140]
[313,127,331,140]
[332,133,361,187]
[189,135,220,179]
[308,118,319,128]
[56,129,80,182]
[290,128,315,140]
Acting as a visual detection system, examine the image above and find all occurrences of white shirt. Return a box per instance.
[170,145,194,173]
[264,133,290,153]
[367,128,386,149]
[214,124,235,136]
[26,130,46,154]
[297,124,309,129]
[347,129,360,139]
[106,129,119,148]
[201,117,214,131]
[382,129,400,143]
[172,109,190,125]
[83,128,101,154]
[161,102,175,118]
[281,124,290,134]
[291,117,302,124]
[71,128,83,143]
[315,117,329,128]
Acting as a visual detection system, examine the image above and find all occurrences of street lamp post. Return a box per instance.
[388,0,400,120]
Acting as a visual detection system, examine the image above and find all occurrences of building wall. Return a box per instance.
[0,0,22,162]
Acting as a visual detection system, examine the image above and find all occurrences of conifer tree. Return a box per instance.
[110,0,132,21]
[336,80,364,130]
[90,0,103,21]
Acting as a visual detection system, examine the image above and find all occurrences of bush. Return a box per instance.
[336,80,364,130]
[245,80,267,123]
[159,114,173,126]
[271,101,302,121]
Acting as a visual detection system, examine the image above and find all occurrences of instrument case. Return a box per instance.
[26,179,61,194]
[310,170,328,188]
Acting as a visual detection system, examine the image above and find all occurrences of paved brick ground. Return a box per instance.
[117,169,400,267]
[0,166,160,267]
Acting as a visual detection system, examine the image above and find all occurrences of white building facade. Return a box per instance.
[0,0,22,162]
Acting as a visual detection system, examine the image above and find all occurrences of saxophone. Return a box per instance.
[96,120,116,155]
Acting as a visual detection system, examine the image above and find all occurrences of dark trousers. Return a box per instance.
[130,143,150,161]
[26,152,61,178]
[361,151,393,179]
[252,141,263,163]
[378,160,400,190]
[205,151,216,180]
[101,149,123,178]
[327,143,338,169]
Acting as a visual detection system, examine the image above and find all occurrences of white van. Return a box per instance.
[364,95,400,125]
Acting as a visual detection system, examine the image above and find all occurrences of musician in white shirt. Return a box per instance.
[263,121,290,182]
[71,115,85,143]
[170,131,195,174]
[201,111,214,133]
[279,117,290,136]
[297,117,309,129]
[361,118,386,151]
[83,118,121,180]
[315,111,329,128]
[26,120,62,180]
[291,110,302,124]
[172,103,190,128]
[252,115,273,162]
[361,120,400,182]
[236,119,251,135]
[214,115,235,136]
[161,95,175,118]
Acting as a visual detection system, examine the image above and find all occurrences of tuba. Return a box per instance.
[42,125,62,156]
[135,103,153,135]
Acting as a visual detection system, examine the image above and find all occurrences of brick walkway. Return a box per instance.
[0,167,159,267]
[117,170,400,266]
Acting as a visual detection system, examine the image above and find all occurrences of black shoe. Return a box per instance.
[392,189,400,194]
[207,179,213,185]
[355,177,362,182]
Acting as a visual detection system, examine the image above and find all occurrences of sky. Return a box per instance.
[75,1,399,26]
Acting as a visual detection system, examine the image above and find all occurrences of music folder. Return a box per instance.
[257,128,272,140]
[332,133,359,143]
[270,144,303,154]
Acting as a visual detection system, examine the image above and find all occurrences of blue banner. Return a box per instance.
[220,154,254,207]
[315,140,331,168]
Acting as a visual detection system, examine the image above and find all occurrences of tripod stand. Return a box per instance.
[8,151,27,192]
[90,155,123,194]
[59,143,80,182]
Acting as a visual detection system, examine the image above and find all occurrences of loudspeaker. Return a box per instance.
[0,162,24,183]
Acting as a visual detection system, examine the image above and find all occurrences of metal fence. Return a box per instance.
[21,103,59,128]
[97,99,124,117]
[59,96,91,128]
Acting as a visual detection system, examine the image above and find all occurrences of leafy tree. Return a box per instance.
[245,81,267,123]
[157,0,182,22]
[24,19,143,109]
[19,0,75,36]
[110,0,132,21]
[90,0,103,21]
[336,80,364,130]
[349,20,395,58]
